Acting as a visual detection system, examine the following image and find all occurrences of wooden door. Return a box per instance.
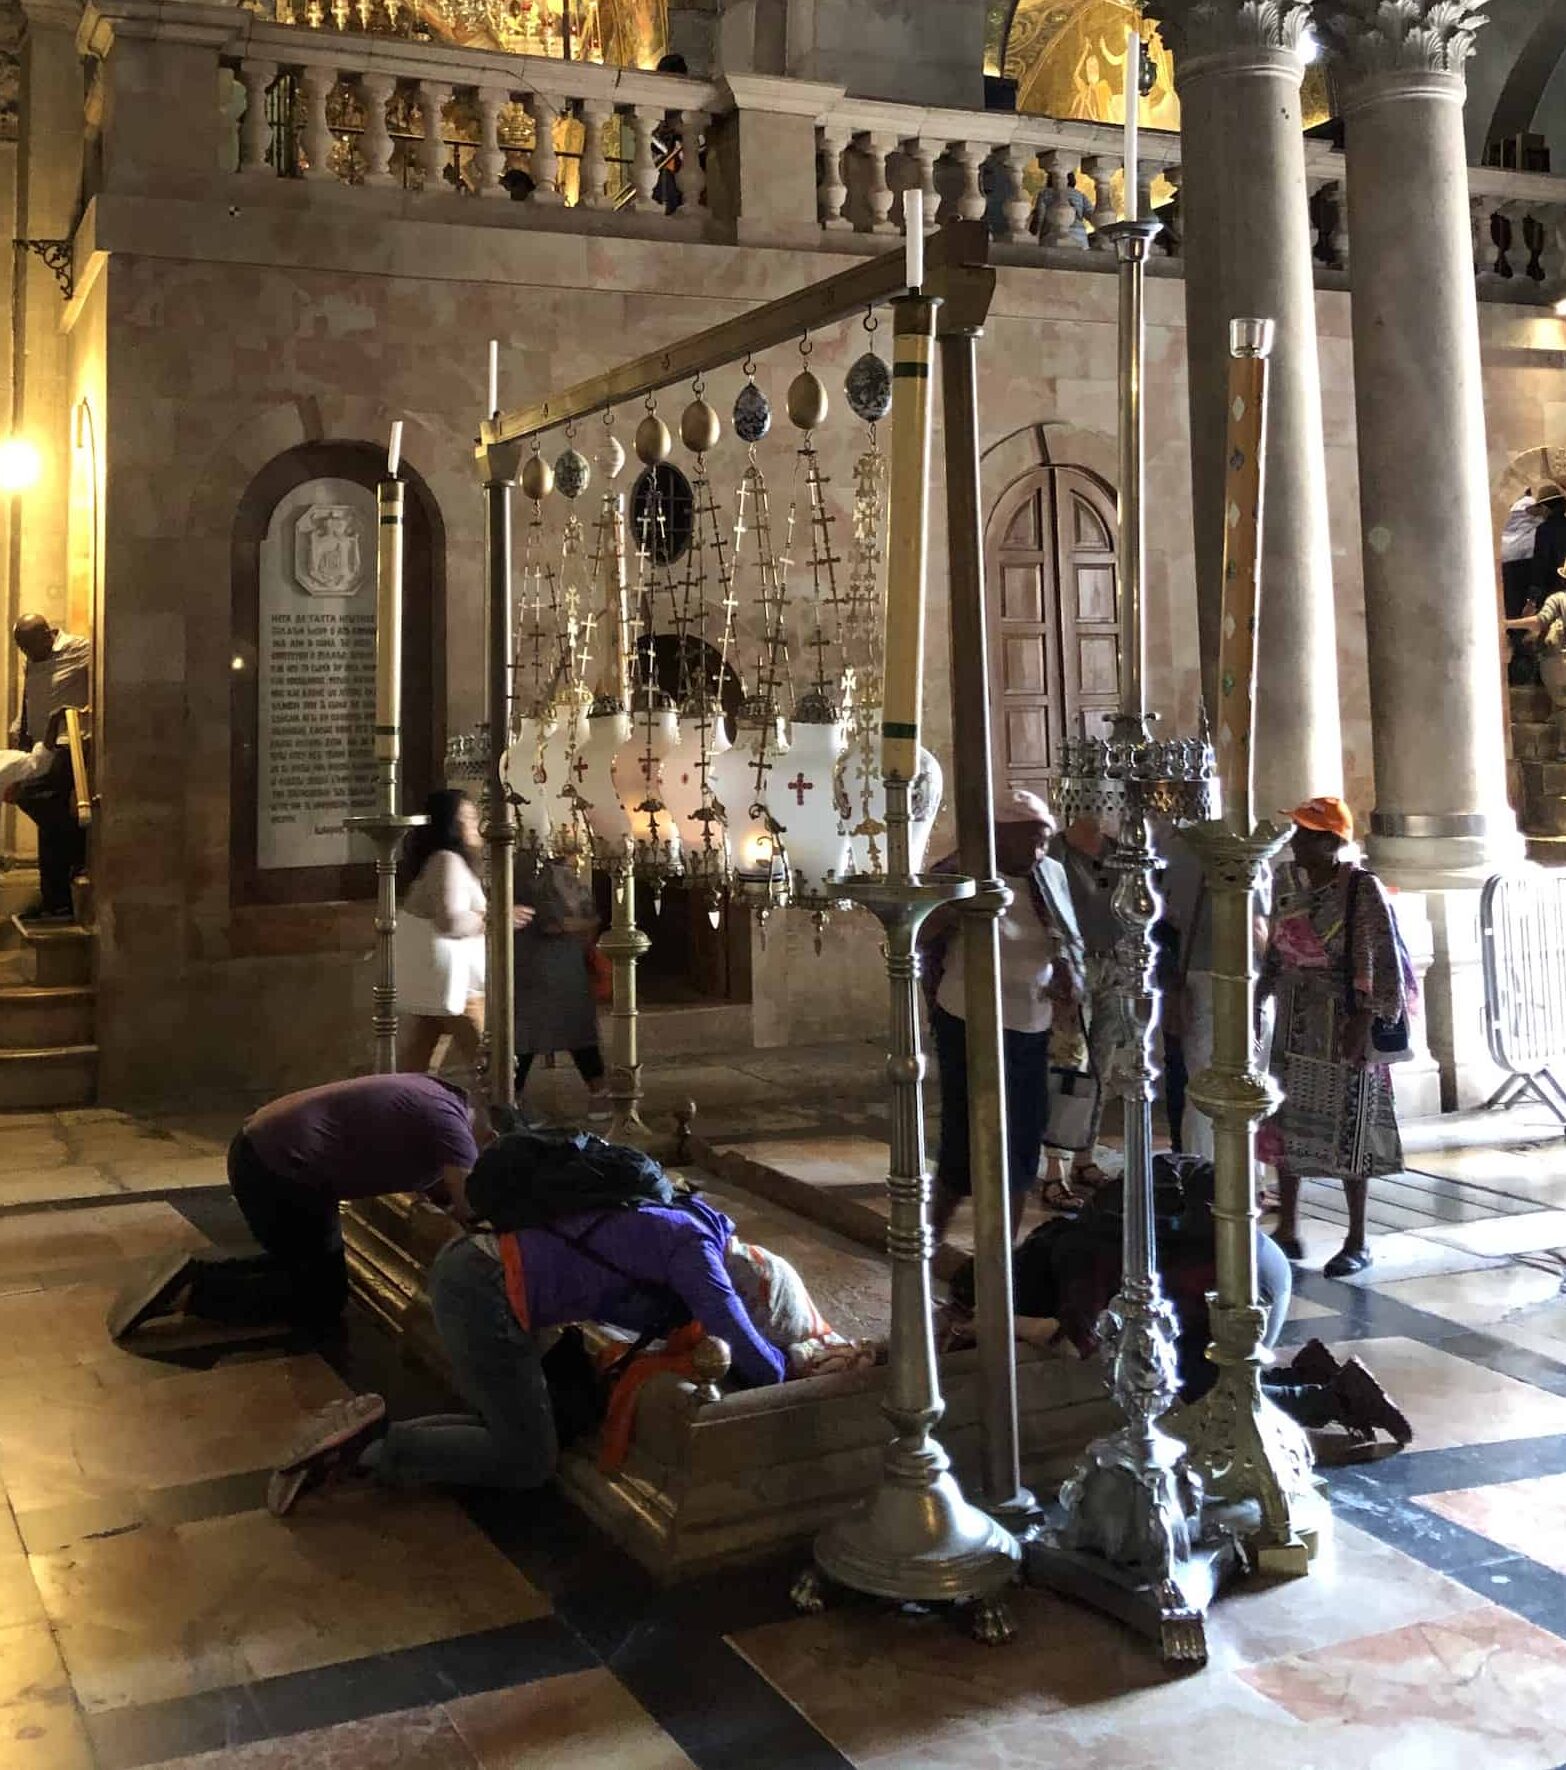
[984,466,1121,797]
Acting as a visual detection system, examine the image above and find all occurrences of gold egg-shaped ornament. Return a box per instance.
[680,398,722,455]
[520,453,554,501]
[635,414,672,466]
[787,367,829,432]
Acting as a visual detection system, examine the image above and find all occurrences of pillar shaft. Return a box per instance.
[1158,1,1342,807]
[1325,0,1518,886]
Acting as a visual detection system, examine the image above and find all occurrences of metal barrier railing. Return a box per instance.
[1480,864,1566,1124]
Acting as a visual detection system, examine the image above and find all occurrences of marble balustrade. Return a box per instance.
[76,0,1566,294]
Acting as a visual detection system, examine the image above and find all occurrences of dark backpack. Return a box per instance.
[466,1126,676,1230]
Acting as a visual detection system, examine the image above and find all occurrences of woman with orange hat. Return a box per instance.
[1260,796,1414,1278]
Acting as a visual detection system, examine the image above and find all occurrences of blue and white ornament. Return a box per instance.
[733,379,772,445]
[845,351,892,424]
[554,446,591,500]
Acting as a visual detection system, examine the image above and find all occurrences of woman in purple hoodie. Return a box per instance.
[267,1195,787,1516]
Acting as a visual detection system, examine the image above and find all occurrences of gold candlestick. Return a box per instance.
[1173,319,1320,1572]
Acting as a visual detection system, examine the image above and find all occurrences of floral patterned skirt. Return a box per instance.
[1257,970,1403,1181]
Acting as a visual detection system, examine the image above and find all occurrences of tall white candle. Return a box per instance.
[904,189,924,288]
[387,420,403,478]
[488,339,499,417]
[1123,25,1140,222]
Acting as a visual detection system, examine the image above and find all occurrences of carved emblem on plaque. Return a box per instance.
[293,505,364,598]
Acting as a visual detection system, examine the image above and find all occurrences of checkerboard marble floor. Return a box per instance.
[6,1107,1566,1769]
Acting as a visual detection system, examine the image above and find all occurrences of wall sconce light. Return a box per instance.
[0,437,42,493]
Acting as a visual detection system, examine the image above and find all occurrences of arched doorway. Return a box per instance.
[984,464,1121,798]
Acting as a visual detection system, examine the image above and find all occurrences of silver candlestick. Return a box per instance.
[1026,218,1230,1666]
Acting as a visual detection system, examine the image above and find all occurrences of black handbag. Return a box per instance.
[1343,872,1413,1064]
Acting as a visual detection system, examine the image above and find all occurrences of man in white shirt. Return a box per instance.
[8,615,90,918]
[921,790,1085,1242]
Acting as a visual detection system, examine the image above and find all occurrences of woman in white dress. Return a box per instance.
[396,790,531,1078]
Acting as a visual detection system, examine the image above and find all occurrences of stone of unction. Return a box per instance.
[257,477,378,871]
[733,379,772,444]
[680,397,722,454]
[845,351,892,423]
[521,453,555,500]
[554,446,591,499]
[787,367,829,432]
[635,413,673,465]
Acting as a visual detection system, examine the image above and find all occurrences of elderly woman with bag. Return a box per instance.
[1261,796,1414,1279]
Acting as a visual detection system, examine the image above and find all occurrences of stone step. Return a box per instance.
[1511,682,1553,722]
[0,1043,97,1109]
[639,1001,755,1057]
[0,984,94,1050]
[9,917,95,986]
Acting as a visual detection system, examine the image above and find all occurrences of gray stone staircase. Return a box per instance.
[1509,682,1566,865]
[0,869,97,1109]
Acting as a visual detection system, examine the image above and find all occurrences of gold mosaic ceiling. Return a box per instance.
[417,0,666,64]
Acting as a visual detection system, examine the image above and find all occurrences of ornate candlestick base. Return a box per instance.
[345,810,427,1076]
[798,782,1020,1642]
[1167,816,1322,1573]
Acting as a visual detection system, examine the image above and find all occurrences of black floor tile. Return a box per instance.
[87,1682,265,1770]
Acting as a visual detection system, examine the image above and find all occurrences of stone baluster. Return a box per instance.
[817,123,850,229]
[1326,177,1350,268]
[1039,147,1084,248]
[1153,0,1342,811]
[1514,204,1546,282]
[1160,161,1184,255]
[474,84,509,198]
[901,136,940,228]
[1321,0,1520,1104]
[628,104,660,212]
[1137,157,1164,233]
[359,72,396,187]
[579,99,612,208]
[529,91,563,203]
[1083,151,1120,246]
[999,141,1031,243]
[238,59,277,175]
[416,80,452,192]
[859,131,896,234]
[299,64,336,181]
[675,108,707,213]
[949,138,988,223]
[1471,193,1500,283]
[1305,172,1332,262]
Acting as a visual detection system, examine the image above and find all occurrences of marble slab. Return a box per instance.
[0,1355,348,1518]
[0,1203,208,1287]
[1416,1472,1566,1577]
[448,1668,697,1769]
[1373,1264,1566,1331]
[142,1705,474,1769]
[32,1487,550,1710]
[1419,1211,1566,1258]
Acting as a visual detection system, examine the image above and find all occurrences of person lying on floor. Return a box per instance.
[945,1155,1412,1447]
[266,1125,873,1516]
[110,1072,482,1345]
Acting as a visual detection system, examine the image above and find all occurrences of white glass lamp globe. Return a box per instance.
[774,693,850,905]
[710,701,790,897]
[612,698,684,875]
[578,702,634,861]
[500,711,556,857]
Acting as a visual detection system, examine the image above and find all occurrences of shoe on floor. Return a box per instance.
[1272,1231,1306,1263]
[107,1253,198,1341]
[1332,1356,1414,1447]
[1288,1337,1342,1387]
[1323,1244,1373,1279]
[267,1393,388,1517]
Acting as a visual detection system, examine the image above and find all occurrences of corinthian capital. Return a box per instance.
[1313,0,1487,77]
[1149,0,1314,63]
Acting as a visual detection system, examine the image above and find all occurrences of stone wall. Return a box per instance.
[70,194,1566,1102]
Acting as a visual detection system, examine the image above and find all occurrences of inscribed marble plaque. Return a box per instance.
[257,478,377,870]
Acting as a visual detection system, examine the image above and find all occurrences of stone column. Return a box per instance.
[1321,0,1516,888]
[1152,0,1342,809]
[1320,0,1519,1107]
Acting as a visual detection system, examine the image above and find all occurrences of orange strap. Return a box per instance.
[497,1233,530,1331]
[596,1321,706,1474]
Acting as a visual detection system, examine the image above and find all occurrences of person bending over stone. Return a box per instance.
[109,1073,481,1343]
[265,1182,801,1515]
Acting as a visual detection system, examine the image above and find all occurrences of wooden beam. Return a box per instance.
[477,222,994,452]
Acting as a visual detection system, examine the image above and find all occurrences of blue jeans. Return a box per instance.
[931,1002,1051,1200]
[361,1237,558,1491]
